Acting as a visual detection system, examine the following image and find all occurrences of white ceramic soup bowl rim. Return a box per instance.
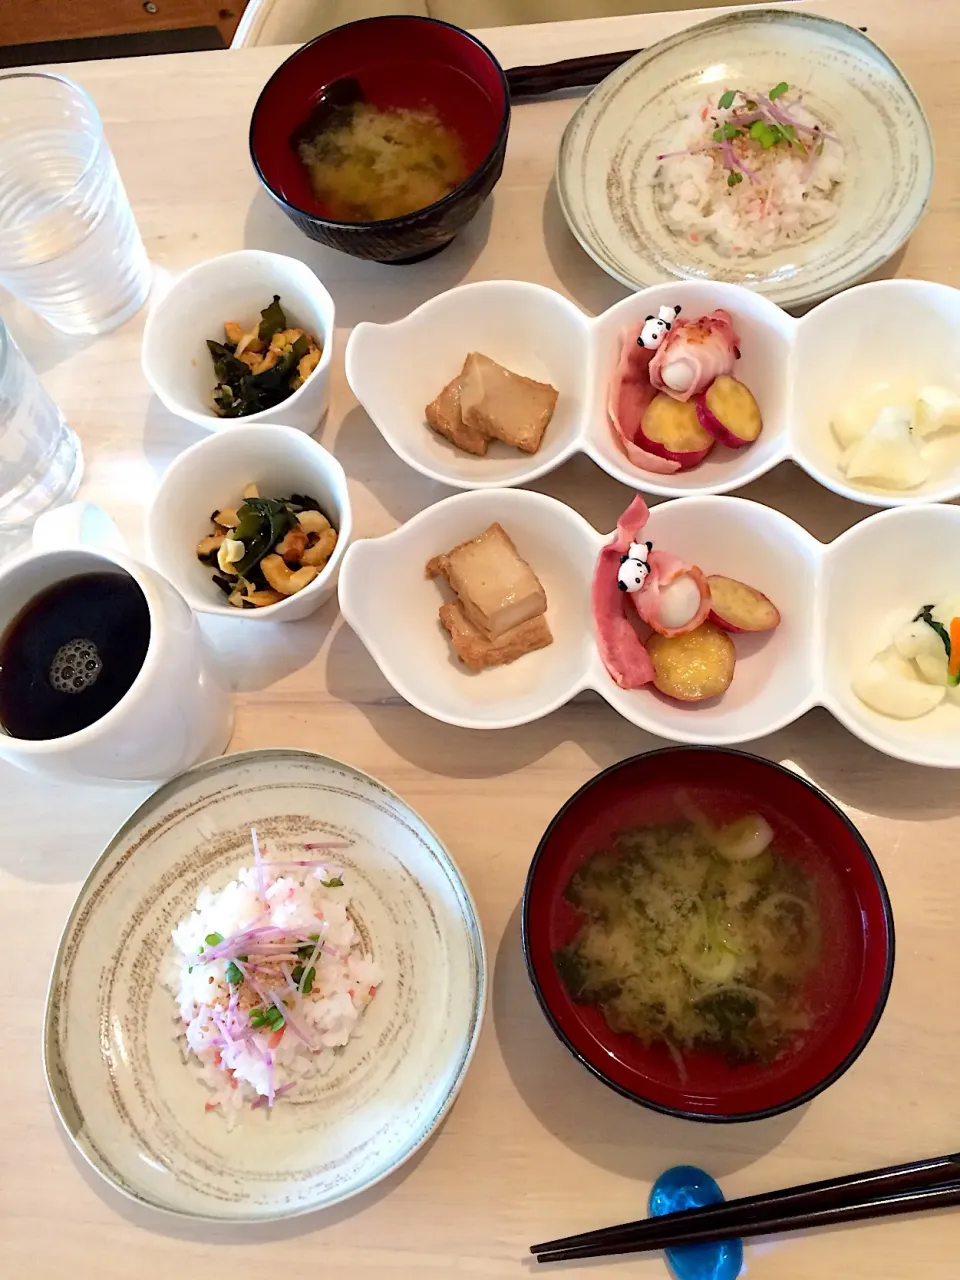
[145,422,352,620]
[141,248,335,430]
[42,745,488,1222]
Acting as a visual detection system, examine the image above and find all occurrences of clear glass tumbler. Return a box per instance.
[0,73,151,336]
[0,321,83,528]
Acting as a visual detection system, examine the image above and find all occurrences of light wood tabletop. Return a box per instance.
[3,3,960,1277]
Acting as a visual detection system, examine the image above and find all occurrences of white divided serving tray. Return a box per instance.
[339,489,960,769]
[345,277,960,506]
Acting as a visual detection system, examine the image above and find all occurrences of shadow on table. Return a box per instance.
[49,1092,437,1243]
[774,707,960,822]
[333,403,454,526]
[198,597,333,693]
[242,185,494,330]
[492,901,805,1183]
[325,612,670,778]
[141,395,208,478]
[541,174,631,318]
[0,769,153,883]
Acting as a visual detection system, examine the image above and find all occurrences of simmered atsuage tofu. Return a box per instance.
[426,522,548,639]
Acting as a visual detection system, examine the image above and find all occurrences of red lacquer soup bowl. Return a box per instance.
[522,747,894,1122]
[250,16,510,263]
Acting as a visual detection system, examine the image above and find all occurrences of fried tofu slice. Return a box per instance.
[426,522,547,640]
[459,352,558,454]
[425,366,489,457]
[439,602,553,671]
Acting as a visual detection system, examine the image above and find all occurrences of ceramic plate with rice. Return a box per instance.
[44,749,485,1221]
[557,9,932,310]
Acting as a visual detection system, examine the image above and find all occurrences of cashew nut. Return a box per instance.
[212,508,239,528]
[275,527,308,562]
[242,482,260,500]
[297,510,331,535]
[245,589,285,608]
[197,533,225,559]
[260,554,319,596]
[301,527,338,566]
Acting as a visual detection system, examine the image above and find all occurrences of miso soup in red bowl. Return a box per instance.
[250,16,510,263]
[522,747,894,1122]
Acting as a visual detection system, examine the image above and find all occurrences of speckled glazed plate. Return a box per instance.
[43,749,485,1221]
[557,9,933,309]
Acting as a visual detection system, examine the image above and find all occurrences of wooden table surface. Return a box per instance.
[3,3,960,1277]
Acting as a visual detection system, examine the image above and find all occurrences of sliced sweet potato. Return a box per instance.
[696,375,763,448]
[637,393,714,469]
[707,575,781,633]
[646,621,736,702]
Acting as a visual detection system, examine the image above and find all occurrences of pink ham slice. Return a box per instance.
[591,496,655,689]
[650,309,740,402]
[607,325,682,474]
[592,500,715,688]
[632,551,712,637]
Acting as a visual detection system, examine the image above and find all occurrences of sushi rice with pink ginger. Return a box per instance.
[165,829,382,1123]
[654,84,845,258]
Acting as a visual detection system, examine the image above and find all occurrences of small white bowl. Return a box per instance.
[147,423,351,622]
[347,277,960,507]
[142,250,335,433]
[340,491,960,767]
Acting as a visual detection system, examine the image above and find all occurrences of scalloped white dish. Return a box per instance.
[346,278,960,505]
[555,9,933,310]
[339,490,960,768]
[44,749,486,1221]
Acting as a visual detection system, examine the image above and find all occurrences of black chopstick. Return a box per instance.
[505,49,639,98]
[504,27,869,100]
[531,1151,960,1263]
[534,1182,960,1263]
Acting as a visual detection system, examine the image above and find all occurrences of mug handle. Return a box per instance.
[32,502,128,555]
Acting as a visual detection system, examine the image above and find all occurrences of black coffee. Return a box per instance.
[0,572,151,741]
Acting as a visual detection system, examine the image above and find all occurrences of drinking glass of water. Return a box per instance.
[0,72,151,336]
[0,320,83,528]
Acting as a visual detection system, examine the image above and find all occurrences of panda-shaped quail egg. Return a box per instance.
[618,540,653,593]
[637,304,682,350]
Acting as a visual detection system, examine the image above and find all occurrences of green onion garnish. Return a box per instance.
[302,967,316,996]
[321,878,344,889]
[204,932,224,947]
[718,89,736,109]
[769,81,789,100]
[727,172,743,187]
[225,961,242,985]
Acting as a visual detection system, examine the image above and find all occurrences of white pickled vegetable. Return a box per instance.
[830,387,909,450]
[932,595,960,628]
[916,650,950,686]
[841,407,930,489]
[914,384,960,438]
[894,618,945,661]
[853,649,946,718]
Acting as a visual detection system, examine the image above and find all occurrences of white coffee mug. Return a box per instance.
[0,503,233,782]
